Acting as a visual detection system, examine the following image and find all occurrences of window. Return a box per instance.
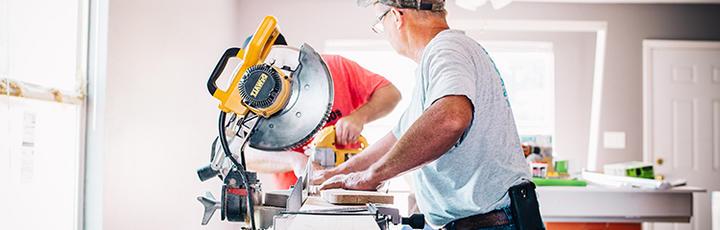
[482,41,555,146]
[0,0,88,229]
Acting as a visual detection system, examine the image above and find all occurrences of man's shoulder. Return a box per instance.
[321,54,344,65]
[428,30,476,50]
[321,54,355,75]
[422,37,477,72]
[321,54,365,72]
[425,33,479,62]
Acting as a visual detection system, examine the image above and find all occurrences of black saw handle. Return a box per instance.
[207,47,241,96]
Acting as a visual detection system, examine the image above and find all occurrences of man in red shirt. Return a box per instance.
[244,54,401,190]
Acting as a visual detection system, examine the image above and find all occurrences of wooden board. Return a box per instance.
[320,189,394,205]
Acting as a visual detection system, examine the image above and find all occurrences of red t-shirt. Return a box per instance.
[273,54,390,189]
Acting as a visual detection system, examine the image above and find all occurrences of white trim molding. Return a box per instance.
[587,29,607,171]
[83,0,108,229]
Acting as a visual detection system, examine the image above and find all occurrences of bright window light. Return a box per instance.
[483,41,555,138]
[1,0,87,229]
[2,98,82,230]
[3,0,83,91]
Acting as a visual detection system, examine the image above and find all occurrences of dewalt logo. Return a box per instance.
[250,73,268,98]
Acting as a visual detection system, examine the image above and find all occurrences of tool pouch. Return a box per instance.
[508,181,546,230]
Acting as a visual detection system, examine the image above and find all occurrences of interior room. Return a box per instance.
[1,0,719,229]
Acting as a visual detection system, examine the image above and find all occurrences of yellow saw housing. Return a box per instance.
[310,126,368,167]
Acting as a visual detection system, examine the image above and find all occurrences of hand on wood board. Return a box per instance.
[318,170,382,191]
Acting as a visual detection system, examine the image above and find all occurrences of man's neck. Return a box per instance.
[405,25,449,63]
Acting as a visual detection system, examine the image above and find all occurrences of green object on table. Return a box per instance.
[604,161,655,179]
[554,160,568,173]
[532,178,587,187]
[625,166,654,179]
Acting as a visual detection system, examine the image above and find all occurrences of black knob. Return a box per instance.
[197,164,220,182]
[402,214,425,229]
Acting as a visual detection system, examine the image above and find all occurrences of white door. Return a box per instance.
[643,40,720,230]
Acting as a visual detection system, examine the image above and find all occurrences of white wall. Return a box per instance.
[103,0,243,229]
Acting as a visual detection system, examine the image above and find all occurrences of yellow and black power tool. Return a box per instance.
[195,15,334,230]
[309,125,368,169]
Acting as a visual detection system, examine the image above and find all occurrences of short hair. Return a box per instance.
[400,7,447,20]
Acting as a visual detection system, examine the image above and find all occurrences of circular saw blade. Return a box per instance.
[248,44,334,151]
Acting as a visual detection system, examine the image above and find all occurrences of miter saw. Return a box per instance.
[195,15,333,229]
[195,16,425,230]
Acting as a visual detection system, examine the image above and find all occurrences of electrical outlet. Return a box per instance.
[603,131,626,149]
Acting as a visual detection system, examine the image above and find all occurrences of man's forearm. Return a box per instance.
[335,132,397,174]
[350,84,401,123]
[245,148,305,174]
[367,96,473,182]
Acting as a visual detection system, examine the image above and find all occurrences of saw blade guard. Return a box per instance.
[248,44,334,150]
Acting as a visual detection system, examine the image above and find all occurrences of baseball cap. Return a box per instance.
[357,0,445,11]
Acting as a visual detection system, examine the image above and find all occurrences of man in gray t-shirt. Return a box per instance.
[313,0,532,228]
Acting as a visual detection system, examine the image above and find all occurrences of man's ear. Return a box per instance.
[390,8,404,29]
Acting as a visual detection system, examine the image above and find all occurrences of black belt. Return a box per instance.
[441,209,511,230]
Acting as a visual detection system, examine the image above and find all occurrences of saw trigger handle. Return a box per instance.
[207,47,241,96]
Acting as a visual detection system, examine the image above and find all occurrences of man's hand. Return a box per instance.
[335,114,366,145]
[291,154,309,178]
[311,167,340,185]
[318,170,381,191]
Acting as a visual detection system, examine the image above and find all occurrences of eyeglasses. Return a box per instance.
[371,8,391,34]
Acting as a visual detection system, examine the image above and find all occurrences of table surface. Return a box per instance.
[537,185,706,223]
[537,185,706,193]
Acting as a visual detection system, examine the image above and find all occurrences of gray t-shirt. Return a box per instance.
[392,29,530,227]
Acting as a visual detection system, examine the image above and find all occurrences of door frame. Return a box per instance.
[83,0,109,229]
[642,39,720,165]
[642,38,720,230]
